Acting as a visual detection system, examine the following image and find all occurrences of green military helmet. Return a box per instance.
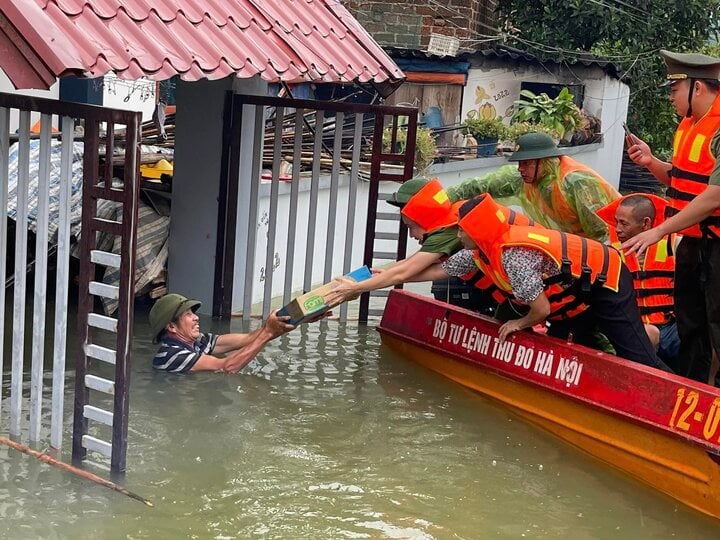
[507,132,565,162]
[149,293,201,343]
[386,177,429,208]
[660,49,720,84]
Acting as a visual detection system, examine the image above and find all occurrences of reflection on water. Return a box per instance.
[1,314,720,538]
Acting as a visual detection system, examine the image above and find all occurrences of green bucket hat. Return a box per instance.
[149,293,201,343]
[386,178,429,208]
[507,133,564,162]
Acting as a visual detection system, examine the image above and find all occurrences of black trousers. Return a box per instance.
[674,237,720,384]
[548,265,671,372]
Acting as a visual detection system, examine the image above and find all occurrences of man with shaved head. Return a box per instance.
[597,194,679,367]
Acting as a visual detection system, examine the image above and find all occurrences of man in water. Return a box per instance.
[149,293,295,373]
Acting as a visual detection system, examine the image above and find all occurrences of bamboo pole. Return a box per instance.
[0,436,154,507]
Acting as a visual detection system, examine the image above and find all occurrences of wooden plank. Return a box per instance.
[83,405,113,426]
[88,313,119,333]
[82,435,112,458]
[89,281,120,300]
[0,108,9,420]
[10,110,31,436]
[51,116,75,449]
[405,72,466,85]
[85,374,115,395]
[29,113,52,442]
[86,344,117,365]
[91,249,121,268]
[112,111,141,473]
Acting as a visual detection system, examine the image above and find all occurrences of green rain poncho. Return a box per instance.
[445,157,620,243]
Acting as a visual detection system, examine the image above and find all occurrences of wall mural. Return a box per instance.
[462,74,522,124]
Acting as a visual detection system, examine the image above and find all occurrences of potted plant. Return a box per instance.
[382,125,437,172]
[506,121,561,143]
[511,87,583,142]
[462,116,507,157]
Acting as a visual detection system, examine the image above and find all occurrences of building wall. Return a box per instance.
[102,73,156,122]
[462,60,629,186]
[167,75,271,315]
[240,141,610,308]
[344,0,497,50]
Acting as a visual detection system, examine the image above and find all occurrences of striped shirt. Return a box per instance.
[153,333,219,373]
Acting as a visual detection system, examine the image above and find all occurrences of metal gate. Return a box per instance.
[214,94,417,322]
[0,92,139,474]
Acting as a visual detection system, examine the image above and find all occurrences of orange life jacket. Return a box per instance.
[667,94,720,238]
[596,194,675,325]
[401,178,460,234]
[460,206,537,304]
[522,155,620,237]
[460,196,623,321]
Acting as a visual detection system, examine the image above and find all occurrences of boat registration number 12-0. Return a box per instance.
[669,388,720,442]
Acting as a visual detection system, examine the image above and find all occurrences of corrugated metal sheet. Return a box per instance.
[0,0,405,89]
[387,45,623,80]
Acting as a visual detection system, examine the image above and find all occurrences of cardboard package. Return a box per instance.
[278,266,372,325]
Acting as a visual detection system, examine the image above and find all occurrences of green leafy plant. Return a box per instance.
[461,117,508,140]
[505,121,561,142]
[497,0,720,153]
[511,88,583,140]
[382,126,437,172]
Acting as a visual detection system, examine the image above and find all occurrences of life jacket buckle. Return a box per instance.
[561,258,573,285]
[580,265,593,293]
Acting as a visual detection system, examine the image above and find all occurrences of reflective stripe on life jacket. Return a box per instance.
[521,155,620,237]
[458,207,536,303]
[487,227,623,321]
[596,193,676,325]
[667,94,720,238]
[401,178,460,234]
[612,236,675,325]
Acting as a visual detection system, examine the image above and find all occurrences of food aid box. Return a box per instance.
[277,266,372,325]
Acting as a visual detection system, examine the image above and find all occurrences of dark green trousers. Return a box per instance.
[674,237,720,385]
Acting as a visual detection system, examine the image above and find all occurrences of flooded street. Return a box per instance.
[2,313,720,538]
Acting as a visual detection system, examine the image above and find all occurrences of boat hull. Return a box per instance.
[378,290,720,520]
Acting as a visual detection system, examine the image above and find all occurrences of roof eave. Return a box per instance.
[0,11,56,90]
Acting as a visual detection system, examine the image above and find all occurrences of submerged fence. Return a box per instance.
[0,93,140,474]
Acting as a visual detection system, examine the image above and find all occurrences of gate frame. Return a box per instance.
[0,92,140,474]
[213,94,417,320]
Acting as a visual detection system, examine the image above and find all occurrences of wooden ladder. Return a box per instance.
[72,113,141,474]
[359,110,418,322]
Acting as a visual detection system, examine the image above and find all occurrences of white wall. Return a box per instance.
[168,75,269,314]
[102,73,156,121]
[462,63,629,186]
[241,175,420,309]
[427,141,605,185]
[0,68,60,132]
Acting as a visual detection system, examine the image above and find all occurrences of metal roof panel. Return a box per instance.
[0,0,404,88]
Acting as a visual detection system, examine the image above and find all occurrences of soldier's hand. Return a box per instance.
[626,136,654,168]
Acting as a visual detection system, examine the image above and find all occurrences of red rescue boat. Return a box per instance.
[377,290,720,520]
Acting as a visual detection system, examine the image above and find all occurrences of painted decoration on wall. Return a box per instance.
[462,73,522,125]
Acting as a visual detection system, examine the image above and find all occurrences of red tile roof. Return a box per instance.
[0,0,404,90]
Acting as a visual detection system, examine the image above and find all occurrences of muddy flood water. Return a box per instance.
[2,311,720,539]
